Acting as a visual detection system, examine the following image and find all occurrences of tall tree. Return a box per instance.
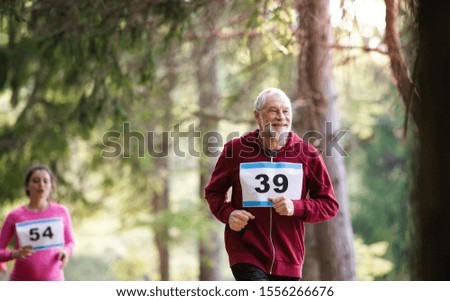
[293,0,355,280]
[407,1,450,280]
[385,0,414,110]
[195,1,223,281]
[385,0,450,280]
[150,44,179,280]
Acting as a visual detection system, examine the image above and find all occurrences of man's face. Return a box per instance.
[254,93,292,138]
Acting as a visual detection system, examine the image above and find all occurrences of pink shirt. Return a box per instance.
[0,202,75,280]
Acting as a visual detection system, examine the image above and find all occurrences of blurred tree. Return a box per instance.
[195,1,223,280]
[150,44,178,280]
[385,0,414,112]
[383,0,450,280]
[334,0,412,279]
[293,0,356,280]
[348,114,410,279]
[0,0,201,203]
[406,0,450,280]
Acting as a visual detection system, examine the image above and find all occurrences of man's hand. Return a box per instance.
[228,210,255,232]
[269,196,294,216]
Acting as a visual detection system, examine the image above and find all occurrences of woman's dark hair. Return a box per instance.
[24,165,57,197]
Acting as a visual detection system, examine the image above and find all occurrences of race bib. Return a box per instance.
[16,218,65,251]
[240,162,303,207]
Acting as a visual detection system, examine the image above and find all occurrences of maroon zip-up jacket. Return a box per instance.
[204,129,339,278]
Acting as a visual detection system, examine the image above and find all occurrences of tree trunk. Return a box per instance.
[196,1,223,281]
[408,1,450,280]
[151,162,170,280]
[385,0,414,111]
[150,45,177,281]
[294,0,355,280]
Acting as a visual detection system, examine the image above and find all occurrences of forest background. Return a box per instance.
[0,0,421,280]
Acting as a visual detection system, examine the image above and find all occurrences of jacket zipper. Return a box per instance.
[269,155,276,274]
[256,133,292,274]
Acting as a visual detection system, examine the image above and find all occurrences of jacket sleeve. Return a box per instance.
[293,151,339,223]
[62,205,75,257]
[0,213,15,263]
[204,143,236,224]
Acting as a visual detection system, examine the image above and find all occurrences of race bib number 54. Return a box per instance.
[16,218,65,251]
[240,162,303,207]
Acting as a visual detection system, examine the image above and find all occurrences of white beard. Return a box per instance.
[262,123,290,147]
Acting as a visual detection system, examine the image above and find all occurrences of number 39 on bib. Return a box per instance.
[239,162,303,207]
[15,218,65,251]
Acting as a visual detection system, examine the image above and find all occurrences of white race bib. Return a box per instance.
[16,218,65,250]
[240,162,303,207]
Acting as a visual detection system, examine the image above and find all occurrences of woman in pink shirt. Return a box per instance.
[0,165,75,280]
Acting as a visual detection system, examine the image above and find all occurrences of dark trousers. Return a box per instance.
[231,263,301,281]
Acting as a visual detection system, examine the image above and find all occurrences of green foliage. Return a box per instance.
[111,257,150,281]
[65,255,115,281]
[348,117,411,280]
[0,0,203,204]
[337,51,411,279]
[354,237,394,280]
[331,5,412,278]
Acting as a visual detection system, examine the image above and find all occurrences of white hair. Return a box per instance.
[254,87,291,112]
